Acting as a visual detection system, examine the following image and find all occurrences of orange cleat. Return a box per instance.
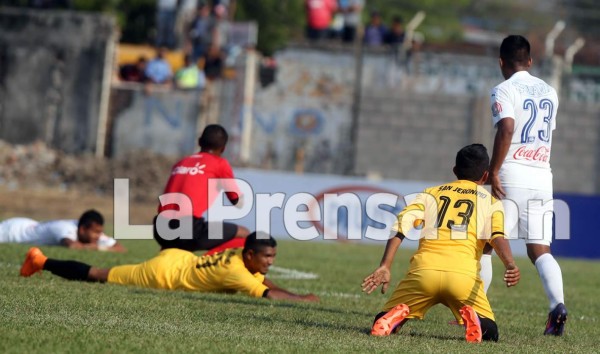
[460,305,482,343]
[371,304,410,336]
[20,247,47,277]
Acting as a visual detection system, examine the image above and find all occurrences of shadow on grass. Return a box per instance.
[124,287,466,340]
[234,312,369,333]
[402,330,464,342]
[125,287,373,318]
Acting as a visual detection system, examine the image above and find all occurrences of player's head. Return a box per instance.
[198,124,228,154]
[453,144,490,183]
[499,35,532,78]
[77,209,104,244]
[243,231,277,275]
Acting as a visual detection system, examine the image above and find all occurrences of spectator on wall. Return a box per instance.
[363,11,386,47]
[156,0,179,49]
[176,0,198,49]
[340,0,363,43]
[210,4,230,53]
[384,16,405,47]
[305,0,338,41]
[189,3,213,63]
[145,48,173,84]
[174,54,206,90]
[204,45,224,80]
[119,56,148,83]
[384,16,407,64]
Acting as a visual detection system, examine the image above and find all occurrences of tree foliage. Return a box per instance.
[366,0,471,42]
[71,0,156,44]
[234,0,304,55]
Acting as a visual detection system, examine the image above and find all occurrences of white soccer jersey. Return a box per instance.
[0,218,116,248]
[490,71,558,191]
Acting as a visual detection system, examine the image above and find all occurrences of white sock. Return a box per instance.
[479,254,493,293]
[534,253,565,310]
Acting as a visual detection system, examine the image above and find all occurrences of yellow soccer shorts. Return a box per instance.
[382,269,495,322]
[107,248,196,290]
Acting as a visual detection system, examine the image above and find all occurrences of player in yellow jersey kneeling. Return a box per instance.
[21,232,319,302]
[362,144,520,342]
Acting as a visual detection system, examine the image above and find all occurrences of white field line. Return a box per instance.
[286,287,362,299]
[268,266,319,280]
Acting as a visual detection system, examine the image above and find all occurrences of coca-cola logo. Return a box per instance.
[513,146,550,162]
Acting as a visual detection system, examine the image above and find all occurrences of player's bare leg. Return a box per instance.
[88,267,111,282]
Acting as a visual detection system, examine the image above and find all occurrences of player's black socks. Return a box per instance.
[43,259,91,281]
[480,317,499,342]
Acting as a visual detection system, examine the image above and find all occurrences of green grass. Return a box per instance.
[1,239,599,353]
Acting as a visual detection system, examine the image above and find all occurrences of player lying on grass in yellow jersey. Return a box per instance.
[362,144,521,342]
[20,232,319,302]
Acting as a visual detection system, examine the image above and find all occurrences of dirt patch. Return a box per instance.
[0,140,176,224]
[0,187,156,224]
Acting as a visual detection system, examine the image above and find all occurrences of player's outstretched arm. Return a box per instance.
[62,239,99,250]
[362,233,404,294]
[490,236,520,287]
[263,278,319,302]
[106,242,127,253]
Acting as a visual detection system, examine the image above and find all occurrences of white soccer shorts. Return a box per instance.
[502,187,554,246]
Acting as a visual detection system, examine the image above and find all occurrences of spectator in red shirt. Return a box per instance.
[305,0,337,41]
[154,124,250,252]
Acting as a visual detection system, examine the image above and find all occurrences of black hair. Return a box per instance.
[243,232,277,254]
[500,35,531,69]
[392,16,403,23]
[78,210,104,228]
[455,144,490,181]
[198,124,228,150]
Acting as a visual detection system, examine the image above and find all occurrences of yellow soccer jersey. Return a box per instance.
[182,248,268,297]
[392,180,504,277]
[108,248,268,297]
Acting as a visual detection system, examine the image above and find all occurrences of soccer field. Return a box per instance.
[1,238,598,353]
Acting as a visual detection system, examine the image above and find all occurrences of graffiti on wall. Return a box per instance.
[109,87,201,158]
[250,49,356,174]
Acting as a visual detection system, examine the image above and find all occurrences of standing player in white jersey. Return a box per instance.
[484,35,567,336]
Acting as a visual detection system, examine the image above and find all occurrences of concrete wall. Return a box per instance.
[356,90,481,182]
[0,8,114,153]
[354,88,600,194]
[107,86,202,158]
[551,101,600,194]
[269,46,600,194]
[248,48,356,174]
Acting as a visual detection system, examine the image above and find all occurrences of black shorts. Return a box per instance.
[153,215,238,252]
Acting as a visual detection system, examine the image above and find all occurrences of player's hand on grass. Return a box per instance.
[488,173,506,199]
[362,266,391,294]
[301,294,320,302]
[503,264,520,287]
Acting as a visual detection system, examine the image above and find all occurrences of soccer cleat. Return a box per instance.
[371,304,410,336]
[544,303,568,336]
[20,247,47,277]
[460,305,482,343]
